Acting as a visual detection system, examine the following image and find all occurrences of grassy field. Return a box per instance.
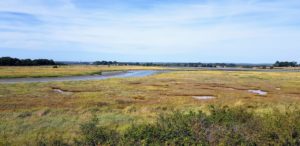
[0,65,165,78]
[1,69,300,145]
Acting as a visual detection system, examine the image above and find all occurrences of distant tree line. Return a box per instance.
[155,63,237,68]
[0,57,57,66]
[93,61,118,65]
[92,60,300,68]
[273,61,298,67]
[5,57,296,68]
[92,60,239,68]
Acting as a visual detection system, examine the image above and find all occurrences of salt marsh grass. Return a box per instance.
[1,70,300,145]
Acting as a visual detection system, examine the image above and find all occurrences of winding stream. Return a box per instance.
[0,70,164,84]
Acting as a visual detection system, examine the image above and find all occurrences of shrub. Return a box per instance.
[76,117,120,146]
[76,106,300,145]
[123,107,259,145]
[259,108,300,145]
[34,132,68,146]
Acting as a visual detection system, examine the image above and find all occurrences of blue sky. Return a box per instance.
[0,0,299,63]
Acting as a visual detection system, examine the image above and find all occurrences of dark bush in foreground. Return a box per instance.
[122,107,260,146]
[31,132,68,146]
[74,106,300,146]
[75,117,120,146]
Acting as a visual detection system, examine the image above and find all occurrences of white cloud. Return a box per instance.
[0,0,300,62]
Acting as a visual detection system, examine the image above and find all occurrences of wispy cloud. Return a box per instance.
[0,0,299,62]
[0,11,42,26]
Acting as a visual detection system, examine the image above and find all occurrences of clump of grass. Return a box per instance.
[34,132,69,146]
[115,99,135,104]
[132,96,145,100]
[75,117,120,146]
[17,111,32,118]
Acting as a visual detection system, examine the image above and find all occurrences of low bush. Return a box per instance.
[75,117,120,146]
[33,132,68,146]
[122,106,260,145]
[33,106,300,145]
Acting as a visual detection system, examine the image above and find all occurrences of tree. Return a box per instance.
[273,61,298,67]
[0,57,57,66]
[0,57,20,66]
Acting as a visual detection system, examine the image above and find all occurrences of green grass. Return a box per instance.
[0,70,300,145]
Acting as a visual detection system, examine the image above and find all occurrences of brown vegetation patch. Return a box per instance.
[51,87,102,93]
[202,83,247,90]
[115,99,135,104]
[17,111,32,118]
[287,93,300,96]
[132,96,146,100]
[165,93,216,97]
[128,81,142,85]
[89,101,110,107]
[149,84,169,87]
